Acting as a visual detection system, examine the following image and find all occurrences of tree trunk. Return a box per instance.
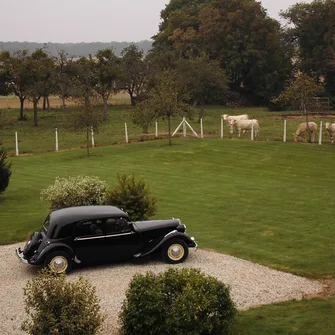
[86,126,90,156]
[43,97,46,111]
[33,100,38,126]
[103,97,109,121]
[61,96,66,108]
[130,94,136,107]
[46,97,50,111]
[198,102,204,123]
[19,98,24,120]
[168,115,172,146]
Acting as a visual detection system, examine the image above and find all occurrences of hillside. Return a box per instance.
[0,40,153,57]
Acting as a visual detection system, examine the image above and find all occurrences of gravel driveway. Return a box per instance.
[1,243,323,335]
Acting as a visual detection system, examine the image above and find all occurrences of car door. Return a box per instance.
[73,219,107,263]
[102,217,144,262]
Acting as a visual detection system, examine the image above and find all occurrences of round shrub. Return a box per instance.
[119,268,237,335]
[22,269,104,335]
[0,142,12,195]
[40,175,107,211]
[104,173,157,221]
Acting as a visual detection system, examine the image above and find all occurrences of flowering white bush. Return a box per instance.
[41,175,107,211]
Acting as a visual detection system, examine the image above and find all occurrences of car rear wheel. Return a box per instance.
[162,239,189,264]
[44,251,72,274]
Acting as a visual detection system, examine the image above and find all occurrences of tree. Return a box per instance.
[281,0,335,97]
[69,97,104,156]
[0,50,31,120]
[0,142,12,195]
[91,49,121,120]
[26,49,55,126]
[54,50,78,108]
[175,54,227,121]
[133,71,194,146]
[153,0,293,105]
[272,72,324,142]
[120,44,150,106]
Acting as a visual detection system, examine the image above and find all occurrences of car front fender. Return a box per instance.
[31,243,75,265]
[135,231,197,258]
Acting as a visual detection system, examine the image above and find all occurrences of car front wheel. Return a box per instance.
[44,251,72,274]
[162,239,189,264]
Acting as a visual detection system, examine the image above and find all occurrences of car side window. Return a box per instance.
[57,223,76,239]
[75,220,104,238]
[105,217,131,235]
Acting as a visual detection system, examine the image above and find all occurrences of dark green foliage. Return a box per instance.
[153,0,293,105]
[281,0,335,97]
[22,269,104,335]
[119,267,236,335]
[0,142,12,195]
[104,173,156,221]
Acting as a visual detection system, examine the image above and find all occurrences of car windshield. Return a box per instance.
[43,215,50,233]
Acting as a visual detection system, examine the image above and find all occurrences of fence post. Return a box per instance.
[283,119,287,142]
[319,121,323,145]
[91,126,95,147]
[221,118,223,139]
[125,122,128,143]
[251,120,254,141]
[15,132,19,156]
[55,128,59,152]
[155,120,158,138]
[200,118,203,138]
[183,117,186,137]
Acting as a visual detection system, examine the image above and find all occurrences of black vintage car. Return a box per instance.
[16,206,197,274]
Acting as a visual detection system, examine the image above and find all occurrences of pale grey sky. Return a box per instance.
[0,0,311,43]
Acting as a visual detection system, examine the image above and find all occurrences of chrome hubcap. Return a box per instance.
[167,244,184,261]
[49,256,68,274]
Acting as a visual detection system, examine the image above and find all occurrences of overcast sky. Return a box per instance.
[0,0,311,43]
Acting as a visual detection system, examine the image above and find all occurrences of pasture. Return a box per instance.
[0,138,334,278]
[0,106,335,155]
[0,92,131,109]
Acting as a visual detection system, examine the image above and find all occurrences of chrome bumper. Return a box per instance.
[15,248,28,264]
[190,237,198,251]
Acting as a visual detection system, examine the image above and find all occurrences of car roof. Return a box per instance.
[49,206,129,228]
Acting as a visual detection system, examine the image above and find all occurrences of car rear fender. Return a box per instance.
[137,231,196,257]
[32,243,74,265]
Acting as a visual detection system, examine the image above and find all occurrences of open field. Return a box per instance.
[1,105,335,155]
[0,92,131,109]
[0,138,334,277]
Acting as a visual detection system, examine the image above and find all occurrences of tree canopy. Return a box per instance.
[152,0,293,105]
[281,0,335,97]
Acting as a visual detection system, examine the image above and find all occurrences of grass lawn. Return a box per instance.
[233,297,335,334]
[0,138,334,277]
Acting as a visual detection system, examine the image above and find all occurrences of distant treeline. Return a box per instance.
[0,40,153,57]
